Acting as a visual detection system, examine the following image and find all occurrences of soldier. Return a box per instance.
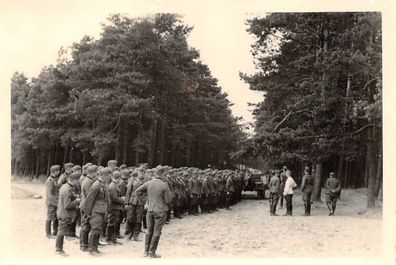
[45,164,61,238]
[279,166,288,209]
[301,166,314,216]
[117,168,130,238]
[55,172,81,256]
[283,170,297,216]
[82,167,112,256]
[68,165,82,238]
[225,171,234,210]
[80,162,93,184]
[58,163,73,186]
[79,165,97,252]
[268,169,280,216]
[125,168,146,241]
[106,170,124,245]
[188,171,199,215]
[108,160,118,172]
[325,172,341,216]
[136,166,172,258]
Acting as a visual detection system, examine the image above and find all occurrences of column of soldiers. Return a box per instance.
[45,160,245,257]
[266,166,342,216]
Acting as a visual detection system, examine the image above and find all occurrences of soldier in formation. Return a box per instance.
[45,160,245,257]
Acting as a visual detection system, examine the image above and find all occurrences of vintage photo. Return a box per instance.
[6,2,387,263]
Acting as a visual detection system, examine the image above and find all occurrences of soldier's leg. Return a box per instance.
[52,218,59,236]
[144,211,155,257]
[46,205,57,237]
[56,218,70,254]
[89,213,104,254]
[127,205,137,240]
[280,194,284,208]
[331,197,337,215]
[148,211,167,258]
[133,205,144,241]
[80,213,90,251]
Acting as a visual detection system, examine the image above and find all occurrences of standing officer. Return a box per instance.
[283,170,297,216]
[82,167,112,256]
[125,168,146,241]
[268,169,280,216]
[136,166,172,258]
[107,170,124,245]
[279,166,288,209]
[79,165,97,252]
[45,164,61,238]
[325,172,341,216]
[225,172,234,210]
[301,166,314,216]
[55,172,81,255]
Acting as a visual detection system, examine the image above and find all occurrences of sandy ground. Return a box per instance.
[9,180,382,260]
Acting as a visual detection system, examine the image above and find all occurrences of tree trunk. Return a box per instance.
[312,162,323,202]
[367,126,376,207]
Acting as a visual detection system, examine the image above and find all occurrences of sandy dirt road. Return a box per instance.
[9,182,382,260]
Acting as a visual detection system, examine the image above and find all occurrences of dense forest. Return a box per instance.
[239,13,382,206]
[11,14,245,178]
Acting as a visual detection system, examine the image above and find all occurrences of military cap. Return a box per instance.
[155,165,166,176]
[99,167,112,176]
[107,160,117,166]
[72,165,82,172]
[113,170,121,179]
[64,163,73,169]
[282,166,288,170]
[330,172,335,177]
[87,165,98,174]
[121,168,130,174]
[50,164,61,172]
[119,164,127,170]
[69,172,81,180]
[97,166,104,172]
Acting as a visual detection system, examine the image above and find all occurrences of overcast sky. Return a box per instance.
[1,0,264,128]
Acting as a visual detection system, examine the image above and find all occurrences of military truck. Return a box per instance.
[243,170,268,199]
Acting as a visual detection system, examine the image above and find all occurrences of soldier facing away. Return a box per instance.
[268,169,280,216]
[136,166,172,258]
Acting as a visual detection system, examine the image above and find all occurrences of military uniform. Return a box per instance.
[125,175,146,240]
[45,165,60,237]
[301,170,314,216]
[325,173,341,216]
[136,166,172,258]
[107,176,124,244]
[82,169,111,255]
[225,174,234,210]
[55,173,81,255]
[268,171,280,216]
[79,166,96,251]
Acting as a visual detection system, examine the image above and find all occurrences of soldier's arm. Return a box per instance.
[163,183,172,205]
[135,182,148,196]
[64,190,80,210]
[301,176,306,190]
[124,181,133,205]
[110,187,124,205]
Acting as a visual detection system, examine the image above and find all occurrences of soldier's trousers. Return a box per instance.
[269,192,279,214]
[89,212,105,236]
[189,194,198,214]
[285,194,293,215]
[127,205,144,237]
[326,193,338,213]
[80,212,91,248]
[303,192,312,214]
[57,217,72,236]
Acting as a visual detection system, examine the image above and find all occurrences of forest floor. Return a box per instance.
[7,179,382,261]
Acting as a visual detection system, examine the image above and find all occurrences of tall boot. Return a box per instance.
[70,221,78,238]
[148,236,161,258]
[115,222,123,238]
[332,204,336,215]
[52,219,58,235]
[307,202,311,215]
[111,226,122,245]
[127,222,135,240]
[88,234,96,253]
[80,230,89,251]
[326,202,333,215]
[133,222,141,241]
[94,234,102,254]
[45,220,52,237]
[55,235,64,253]
[144,233,152,257]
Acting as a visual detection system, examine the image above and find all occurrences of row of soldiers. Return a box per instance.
[267,166,342,216]
[45,160,244,256]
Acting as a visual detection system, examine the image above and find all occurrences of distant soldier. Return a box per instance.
[58,163,73,186]
[68,165,82,238]
[108,160,118,173]
[82,167,112,256]
[279,166,288,209]
[283,170,297,216]
[325,172,341,216]
[301,166,314,216]
[106,170,124,245]
[188,172,199,215]
[79,165,97,252]
[136,166,172,258]
[45,164,61,238]
[225,172,234,210]
[80,162,93,184]
[55,172,81,256]
[117,168,130,238]
[268,169,280,216]
[125,168,146,241]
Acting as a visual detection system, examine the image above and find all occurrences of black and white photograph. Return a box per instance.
[2,0,395,264]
